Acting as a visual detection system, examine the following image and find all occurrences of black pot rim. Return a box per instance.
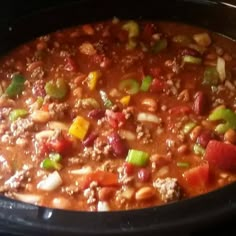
[0,1,236,235]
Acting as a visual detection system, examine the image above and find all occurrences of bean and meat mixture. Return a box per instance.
[0,19,235,211]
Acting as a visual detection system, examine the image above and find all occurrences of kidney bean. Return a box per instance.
[141,23,157,41]
[197,130,216,148]
[137,168,151,182]
[193,91,209,115]
[83,132,98,147]
[181,48,201,57]
[88,109,105,120]
[108,132,128,157]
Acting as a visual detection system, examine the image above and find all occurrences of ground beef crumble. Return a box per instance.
[10,118,34,137]
[136,123,153,144]
[0,165,32,193]
[153,177,182,202]
[48,102,70,119]
[84,181,99,204]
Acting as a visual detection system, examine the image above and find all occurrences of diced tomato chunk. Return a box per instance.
[37,140,49,156]
[64,56,77,72]
[123,162,135,176]
[183,163,209,188]
[205,140,236,171]
[168,105,192,115]
[41,104,49,112]
[105,110,126,129]
[47,136,73,154]
[80,170,119,189]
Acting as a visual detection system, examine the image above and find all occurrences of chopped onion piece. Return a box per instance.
[216,57,226,81]
[37,171,62,191]
[97,201,110,212]
[13,192,41,204]
[48,121,69,131]
[193,33,211,47]
[69,166,92,175]
[137,112,162,124]
[35,130,55,141]
[118,129,136,141]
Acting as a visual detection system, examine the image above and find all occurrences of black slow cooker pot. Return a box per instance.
[0,0,235,235]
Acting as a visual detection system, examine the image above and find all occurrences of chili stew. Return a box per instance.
[0,19,235,211]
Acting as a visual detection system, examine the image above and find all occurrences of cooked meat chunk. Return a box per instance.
[0,165,32,192]
[153,177,181,202]
[48,102,69,119]
[10,118,34,137]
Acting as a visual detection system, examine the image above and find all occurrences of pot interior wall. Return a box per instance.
[1,0,236,54]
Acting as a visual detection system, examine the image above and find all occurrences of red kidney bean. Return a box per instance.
[108,132,128,157]
[32,80,46,97]
[141,23,157,41]
[117,30,128,42]
[197,130,216,148]
[64,56,77,72]
[193,91,208,115]
[88,109,105,120]
[98,187,116,201]
[137,168,151,182]
[123,162,135,176]
[181,48,201,57]
[83,132,98,147]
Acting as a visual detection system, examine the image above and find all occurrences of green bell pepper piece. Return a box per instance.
[5,74,26,97]
[9,109,28,121]
[208,107,236,134]
[45,78,68,99]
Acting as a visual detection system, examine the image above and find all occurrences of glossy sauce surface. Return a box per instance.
[0,20,235,211]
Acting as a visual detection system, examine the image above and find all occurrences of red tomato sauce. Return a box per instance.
[0,20,235,211]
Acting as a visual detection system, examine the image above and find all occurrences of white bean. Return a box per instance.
[48,121,69,131]
[137,112,162,124]
[141,98,157,112]
[52,197,71,209]
[31,110,50,123]
[135,186,156,201]
[13,192,41,204]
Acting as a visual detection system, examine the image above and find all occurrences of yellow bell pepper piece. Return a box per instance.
[87,70,102,91]
[120,95,131,106]
[69,116,90,140]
